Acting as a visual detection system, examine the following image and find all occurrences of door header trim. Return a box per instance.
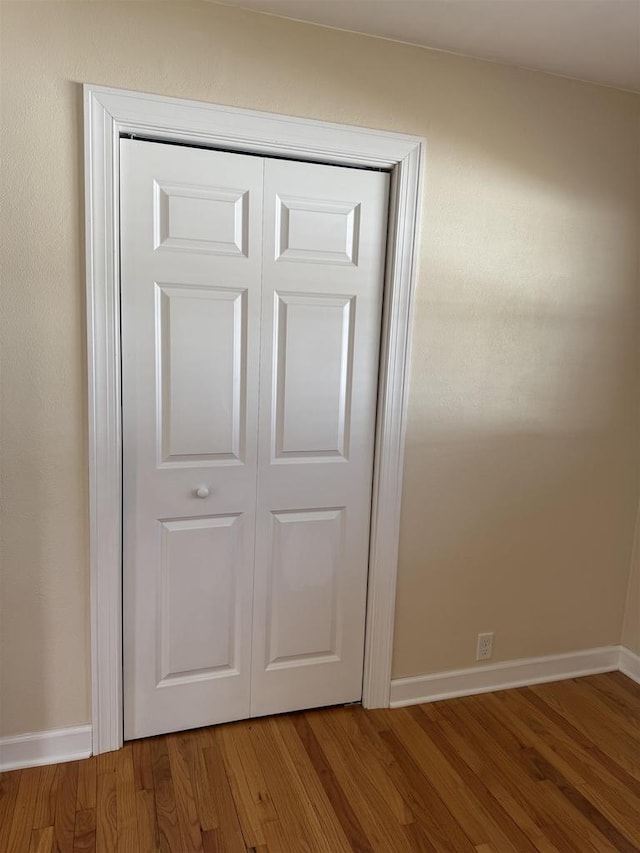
[84,84,424,754]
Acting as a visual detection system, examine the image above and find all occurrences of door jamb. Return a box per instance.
[84,84,423,754]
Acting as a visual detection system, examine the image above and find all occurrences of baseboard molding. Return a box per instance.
[1,646,637,771]
[619,646,640,684]
[390,645,622,708]
[0,725,92,772]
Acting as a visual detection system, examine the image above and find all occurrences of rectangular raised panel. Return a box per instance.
[273,292,354,461]
[156,284,246,465]
[158,515,241,685]
[266,509,344,669]
[154,181,249,256]
[275,195,360,265]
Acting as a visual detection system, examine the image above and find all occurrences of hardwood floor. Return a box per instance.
[1,672,639,852]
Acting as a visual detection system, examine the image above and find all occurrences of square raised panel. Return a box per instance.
[154,180,249,256]
[272,292,354,462]
[275,195,360,265]
[265,508,344,669]
[158,514,242,686]
[156,283,247,466]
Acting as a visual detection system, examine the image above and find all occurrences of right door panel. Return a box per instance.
[251,158,390,716]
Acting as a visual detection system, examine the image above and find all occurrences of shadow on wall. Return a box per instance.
[399,429,633,645]
[392,87,639,675]
[393,263,638,674]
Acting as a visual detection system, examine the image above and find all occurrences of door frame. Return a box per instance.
[84,84,423,755]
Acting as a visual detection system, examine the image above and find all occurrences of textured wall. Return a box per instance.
[1,0,639,736]
[622,518,640,655]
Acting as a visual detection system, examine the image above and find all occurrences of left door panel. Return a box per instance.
[121,140,263,739]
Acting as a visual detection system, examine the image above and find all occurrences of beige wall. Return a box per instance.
[622,518,640,655]
[1,0,639,737]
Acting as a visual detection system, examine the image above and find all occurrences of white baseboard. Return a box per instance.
[390,645,623,708]
[0,647,637,772]
[619,646,640,684]
[0,725,92,772]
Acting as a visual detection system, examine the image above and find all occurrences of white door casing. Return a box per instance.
[84,85,423,755]
[121,141,389,737]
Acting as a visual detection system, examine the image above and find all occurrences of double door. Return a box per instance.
[120,139,389,739]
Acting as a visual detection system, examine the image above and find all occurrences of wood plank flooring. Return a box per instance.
[1,672,639,852]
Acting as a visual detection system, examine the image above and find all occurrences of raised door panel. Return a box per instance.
[155,181,249,256]
[273,292,354,460]
[275,195,360,265]
[159,514,242,684]
[157,284,246,465]
[266,508,344,668]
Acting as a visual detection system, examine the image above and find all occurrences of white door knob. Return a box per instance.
[195,485,210,498]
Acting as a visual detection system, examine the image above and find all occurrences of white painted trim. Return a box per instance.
[84,84,423,753]
[3,648,636,770]
[363,140,423,709]
[0,726,92,773]
[390,646,622,707]
[84,86,124,757]
[619,646,640,684]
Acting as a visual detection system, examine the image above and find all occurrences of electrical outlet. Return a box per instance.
[476,632,494,661]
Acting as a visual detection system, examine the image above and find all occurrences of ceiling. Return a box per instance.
[214,0,640,92]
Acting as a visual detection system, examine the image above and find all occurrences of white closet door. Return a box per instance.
[251,158,390,716]
[121,139,263,739]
